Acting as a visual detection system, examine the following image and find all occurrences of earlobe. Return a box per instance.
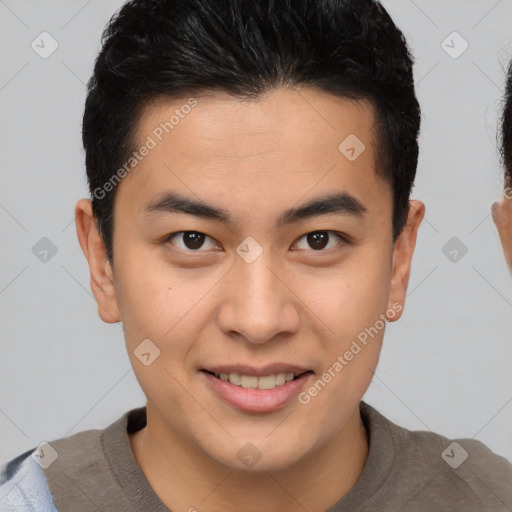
[387,200,425,322]
[75,198,121,323]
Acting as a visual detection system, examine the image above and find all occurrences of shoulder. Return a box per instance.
[399,419,512,478]
[36,409,145,511]
[406,429,511,509]
[362,402,512,510]
[0,448,58,511]
[0,414,128,512]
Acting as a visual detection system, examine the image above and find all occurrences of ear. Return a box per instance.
[75,198,121,323]
[491,193,512,272]
[387,200,425,321]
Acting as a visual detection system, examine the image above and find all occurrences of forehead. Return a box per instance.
[137,87,376,159]
[115,87,390,224]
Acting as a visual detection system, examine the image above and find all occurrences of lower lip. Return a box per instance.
[201,371,313,413]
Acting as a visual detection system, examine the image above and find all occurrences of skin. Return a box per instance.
[75,87,424,512]
[492,182,512,272]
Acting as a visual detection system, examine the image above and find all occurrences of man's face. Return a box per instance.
[78,87,422,471]
[492,181,512,272]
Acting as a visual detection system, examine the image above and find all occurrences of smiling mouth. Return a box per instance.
[201,370,313,390]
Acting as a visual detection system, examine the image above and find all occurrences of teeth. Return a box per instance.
[213,371,304,390]
[257,375,276,390]
[275,373,286,386]
[229,373,241,386]
[240,375,258,388]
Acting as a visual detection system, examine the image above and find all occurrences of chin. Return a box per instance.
[203,435,310,473]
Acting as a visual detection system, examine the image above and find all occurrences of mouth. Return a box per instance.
[200,367,315,413]
[200,369,314,391]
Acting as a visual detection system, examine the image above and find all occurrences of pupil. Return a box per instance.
[307,231,328,250]
[184,231,205,250]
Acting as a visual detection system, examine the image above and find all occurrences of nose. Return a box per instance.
[216,250,300,345]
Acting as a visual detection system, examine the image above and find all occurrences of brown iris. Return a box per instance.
[307,231,330,250]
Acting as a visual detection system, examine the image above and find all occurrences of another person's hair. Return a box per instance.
[502,60,512,188]
[82,0,421,265]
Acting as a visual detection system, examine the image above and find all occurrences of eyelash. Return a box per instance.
[162,230,348,253]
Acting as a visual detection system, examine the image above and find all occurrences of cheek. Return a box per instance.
[113,246,222,354]
[111,248,179,347]
[114,264,163,332]
[301,249,392,337]
[297,255,391,420]
[114,257,200,398]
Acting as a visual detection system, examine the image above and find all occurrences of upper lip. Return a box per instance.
[202,364,313,377]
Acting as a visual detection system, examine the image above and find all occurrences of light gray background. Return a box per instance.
[1,0,511,465]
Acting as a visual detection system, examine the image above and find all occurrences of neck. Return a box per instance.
[129,404,368,512]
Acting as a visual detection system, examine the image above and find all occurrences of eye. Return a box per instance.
[165,231,220,252]
[293,231,346,251]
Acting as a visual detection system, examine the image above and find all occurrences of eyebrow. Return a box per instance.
[144,191,367,226]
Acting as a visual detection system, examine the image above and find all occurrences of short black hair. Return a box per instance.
[502,60,512,188]
[82,0,420,265]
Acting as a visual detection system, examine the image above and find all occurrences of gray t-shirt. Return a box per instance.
[2,402,511,511]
